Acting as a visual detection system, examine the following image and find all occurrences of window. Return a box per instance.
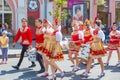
[0,0,12,27]
[115,1,120,24]
[4,0,11,11]
[0,0,2,10]
[97,0,109,12]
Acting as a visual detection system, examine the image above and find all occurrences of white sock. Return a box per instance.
[45,71,48,74]
[84,72,88,75]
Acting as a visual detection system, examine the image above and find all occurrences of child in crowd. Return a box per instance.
[0,31,9,64]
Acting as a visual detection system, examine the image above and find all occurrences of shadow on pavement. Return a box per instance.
[110,66,120,72]
[13,71,49,80]
[56,71,101,80]
[105,65,118,70]
[0,68,33,75]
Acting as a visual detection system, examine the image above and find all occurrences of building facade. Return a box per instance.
[0,0,120,37]
[0,0,54,38]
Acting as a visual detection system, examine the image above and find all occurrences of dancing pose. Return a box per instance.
[68,20,84,72]
[80,21,106,78]
[46,18,65,80]
[40,19,54,77]
[79,24,93,64]
[106,24,120,66]
[35,18,45,73]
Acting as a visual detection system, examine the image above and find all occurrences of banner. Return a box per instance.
[27,0,40,39]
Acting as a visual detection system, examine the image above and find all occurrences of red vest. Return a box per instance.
[36,27,44,44]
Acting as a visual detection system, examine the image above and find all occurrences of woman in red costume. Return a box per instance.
[84,24,93,44]
[47,18,65,80]
[40,19,54,77]
[106,24,120,66]
[68,20,84,72]
[80,21,107,78]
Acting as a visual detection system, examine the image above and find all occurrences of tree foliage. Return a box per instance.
[49,0,67,21]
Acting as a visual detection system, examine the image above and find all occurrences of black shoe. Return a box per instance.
[37,69,45,73]
[28,64,36,68]
[12,65,19,70]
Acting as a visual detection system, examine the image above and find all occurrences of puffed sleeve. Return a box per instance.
[98,30,105,42]
[78,31,84,41]
[42,27,46,33]
[90,27,94,35]
[58,25,61,31]
[50,27,54,33]
[56,32,62,41]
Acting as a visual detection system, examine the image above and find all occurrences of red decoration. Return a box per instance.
[54,18,59,25]
[43,19,48,24]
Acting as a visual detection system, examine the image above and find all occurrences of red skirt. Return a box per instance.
[90,41,107,58]
[108,40,119,50]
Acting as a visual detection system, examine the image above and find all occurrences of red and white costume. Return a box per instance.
[108,30,120,50]
[35,26,44,50]
[79,25,84,31]
[90,29,106,58]
[69,30,84,52]
[44,30,64,60]
[84,28,93,44]
[14,26,32,46]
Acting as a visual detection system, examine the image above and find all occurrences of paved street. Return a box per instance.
[0,51,120,80]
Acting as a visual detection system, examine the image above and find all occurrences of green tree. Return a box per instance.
[49,0,67,21]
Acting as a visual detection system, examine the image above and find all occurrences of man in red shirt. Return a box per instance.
[35,19,45,73]
[12,18,36,70]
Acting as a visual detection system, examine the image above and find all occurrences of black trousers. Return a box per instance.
[17,45,35,67]
[36,52,45,70]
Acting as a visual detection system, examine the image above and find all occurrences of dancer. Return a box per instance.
[80,21,106,78]
[40,19,54,77]
[118,33,120,66]
[79,23,93,64]
[35,18,45,73]
[12,18,36,70]
[68,20,84,72]
[45,18,65,80]
[106,24,120,66]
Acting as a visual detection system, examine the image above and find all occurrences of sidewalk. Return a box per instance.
[0,49,21,58]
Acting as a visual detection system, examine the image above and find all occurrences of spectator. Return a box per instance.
[0,31,9,64]
[117,22,120,31]
[1,24,7,32]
